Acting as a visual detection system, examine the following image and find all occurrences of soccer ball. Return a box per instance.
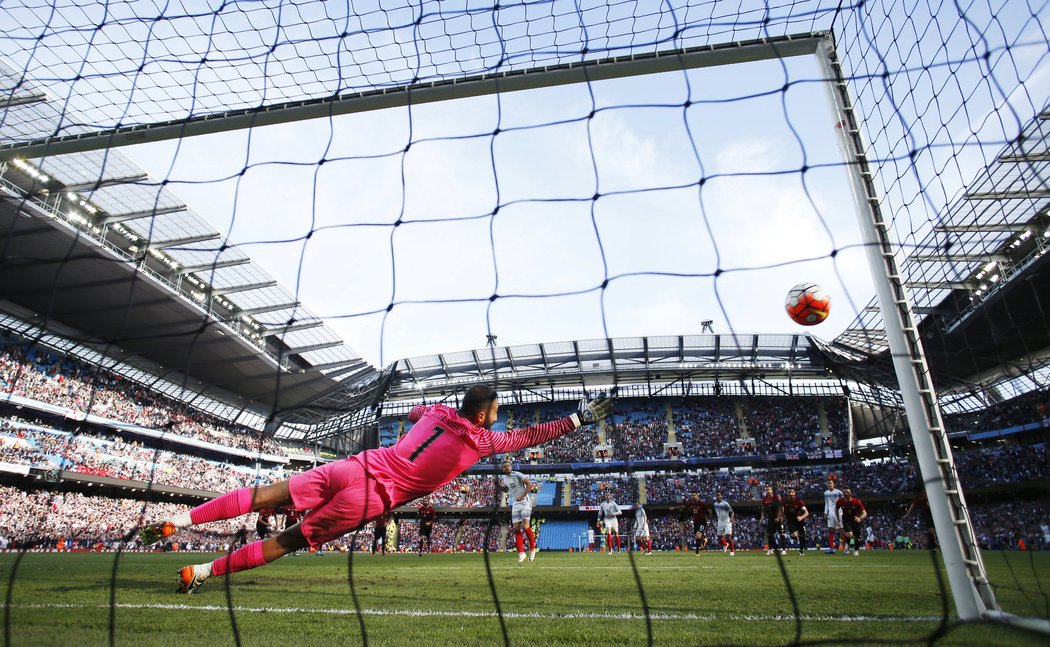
[785,283,830,326]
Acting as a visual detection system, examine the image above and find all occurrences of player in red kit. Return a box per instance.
[283,506,301,530]
[904,487,937,550]
[255,508,274,541]
[836,487,867,556]
[417,499,437,555]
[139,384,613,593]
[782,487,809,556]
[760,485,785,556]
[683,493,712,554]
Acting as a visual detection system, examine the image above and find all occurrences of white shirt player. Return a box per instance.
[501,471,530,506]
[634,506,650,537]
[599,499,622,533]
[714,500,734,534]
[824,486,844,528]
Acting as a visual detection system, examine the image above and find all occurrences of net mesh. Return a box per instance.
[0,0,1048,645]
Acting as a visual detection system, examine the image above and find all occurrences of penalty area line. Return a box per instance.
[5,602,943,623]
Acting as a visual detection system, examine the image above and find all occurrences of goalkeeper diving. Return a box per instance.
[139,384,613,593]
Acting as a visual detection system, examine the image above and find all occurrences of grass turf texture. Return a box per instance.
[2,550,1047,646]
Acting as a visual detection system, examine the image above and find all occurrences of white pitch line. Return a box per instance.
[5,602,944,623]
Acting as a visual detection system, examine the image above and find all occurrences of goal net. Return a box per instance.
[0,0,1047,644]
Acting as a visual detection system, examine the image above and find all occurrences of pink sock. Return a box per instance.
[190,488,254,525]
[211,540,266,577]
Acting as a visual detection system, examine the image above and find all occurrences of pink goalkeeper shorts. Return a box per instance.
[288,457,390,547]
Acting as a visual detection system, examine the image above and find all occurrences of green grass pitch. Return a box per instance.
[2,550,1047,646]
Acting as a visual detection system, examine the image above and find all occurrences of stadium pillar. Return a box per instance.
[817,35,998,621]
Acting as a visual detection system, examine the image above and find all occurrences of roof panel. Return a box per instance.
[36,149,143,187]
[123,210,206,244]
[90,181,184,216]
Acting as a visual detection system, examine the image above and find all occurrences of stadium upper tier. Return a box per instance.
[0,60,374,413]
[1,334,287,459]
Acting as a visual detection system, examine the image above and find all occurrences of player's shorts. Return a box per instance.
[692,519,708,534]
[843,518,863,538]
[511,501,533,523]
[420,522,433,536]
[826,513,842,529]
[634,524,650,538]
[255,521,270,540]
[786,520,805,535]
[289,456,391,547]
[604,518,620,534]
[717,521,733,536]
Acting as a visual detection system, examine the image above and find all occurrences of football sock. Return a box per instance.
[828,530,836,549]
[210,540,266,576]
[515,530,525,553]
[524,527,536,550]
[646,539,652,552]
[190,488,253,526]
[728,538,735,551]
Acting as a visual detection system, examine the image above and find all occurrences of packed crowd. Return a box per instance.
[424,476,498,507]
[447,396,852,465]
[0,416,283,492]
[570,476,637,506]
[0,486,247,551]
[637,442,1045,506]
[944,389,1049,435]
[395,519,508,553]
[0,339,283,456]
[606,406,668,461]
[663,398,740,458]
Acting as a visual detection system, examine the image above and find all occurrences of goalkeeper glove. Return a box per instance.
[571,395,613,428]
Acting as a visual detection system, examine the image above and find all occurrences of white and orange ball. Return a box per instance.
[785,283,830,326]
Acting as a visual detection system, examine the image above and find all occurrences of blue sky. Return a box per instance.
[117,53,873,367]
[1,0,1046,369]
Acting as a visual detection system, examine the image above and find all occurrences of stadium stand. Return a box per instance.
[1,334,285,457]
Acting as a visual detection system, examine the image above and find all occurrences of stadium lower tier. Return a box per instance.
[2,485,1045,554]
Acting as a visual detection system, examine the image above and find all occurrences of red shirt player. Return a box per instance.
[417,500,437,555]
[835,487,867,556]
[255,508,274,540]
[759,485,785,555]
[283,505,302,530]
[140,384,613,593]
[904,488,937,550]
[781,487,809,555]
[683,493,712,554]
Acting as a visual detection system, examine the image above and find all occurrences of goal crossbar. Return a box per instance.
[0,32,826,163]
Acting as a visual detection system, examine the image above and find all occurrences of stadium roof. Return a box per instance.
[833,106,1050,398]
[0,64,376,414]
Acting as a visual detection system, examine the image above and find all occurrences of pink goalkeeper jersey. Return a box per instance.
[354,404,577,508]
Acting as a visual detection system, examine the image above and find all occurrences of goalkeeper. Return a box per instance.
[140,383,613,593]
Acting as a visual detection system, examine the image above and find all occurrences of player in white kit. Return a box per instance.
[598,492,622,554]
[500,458,536,562]
[823,478,844,553]
[713,492,735,556]
[633,503,653,555]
